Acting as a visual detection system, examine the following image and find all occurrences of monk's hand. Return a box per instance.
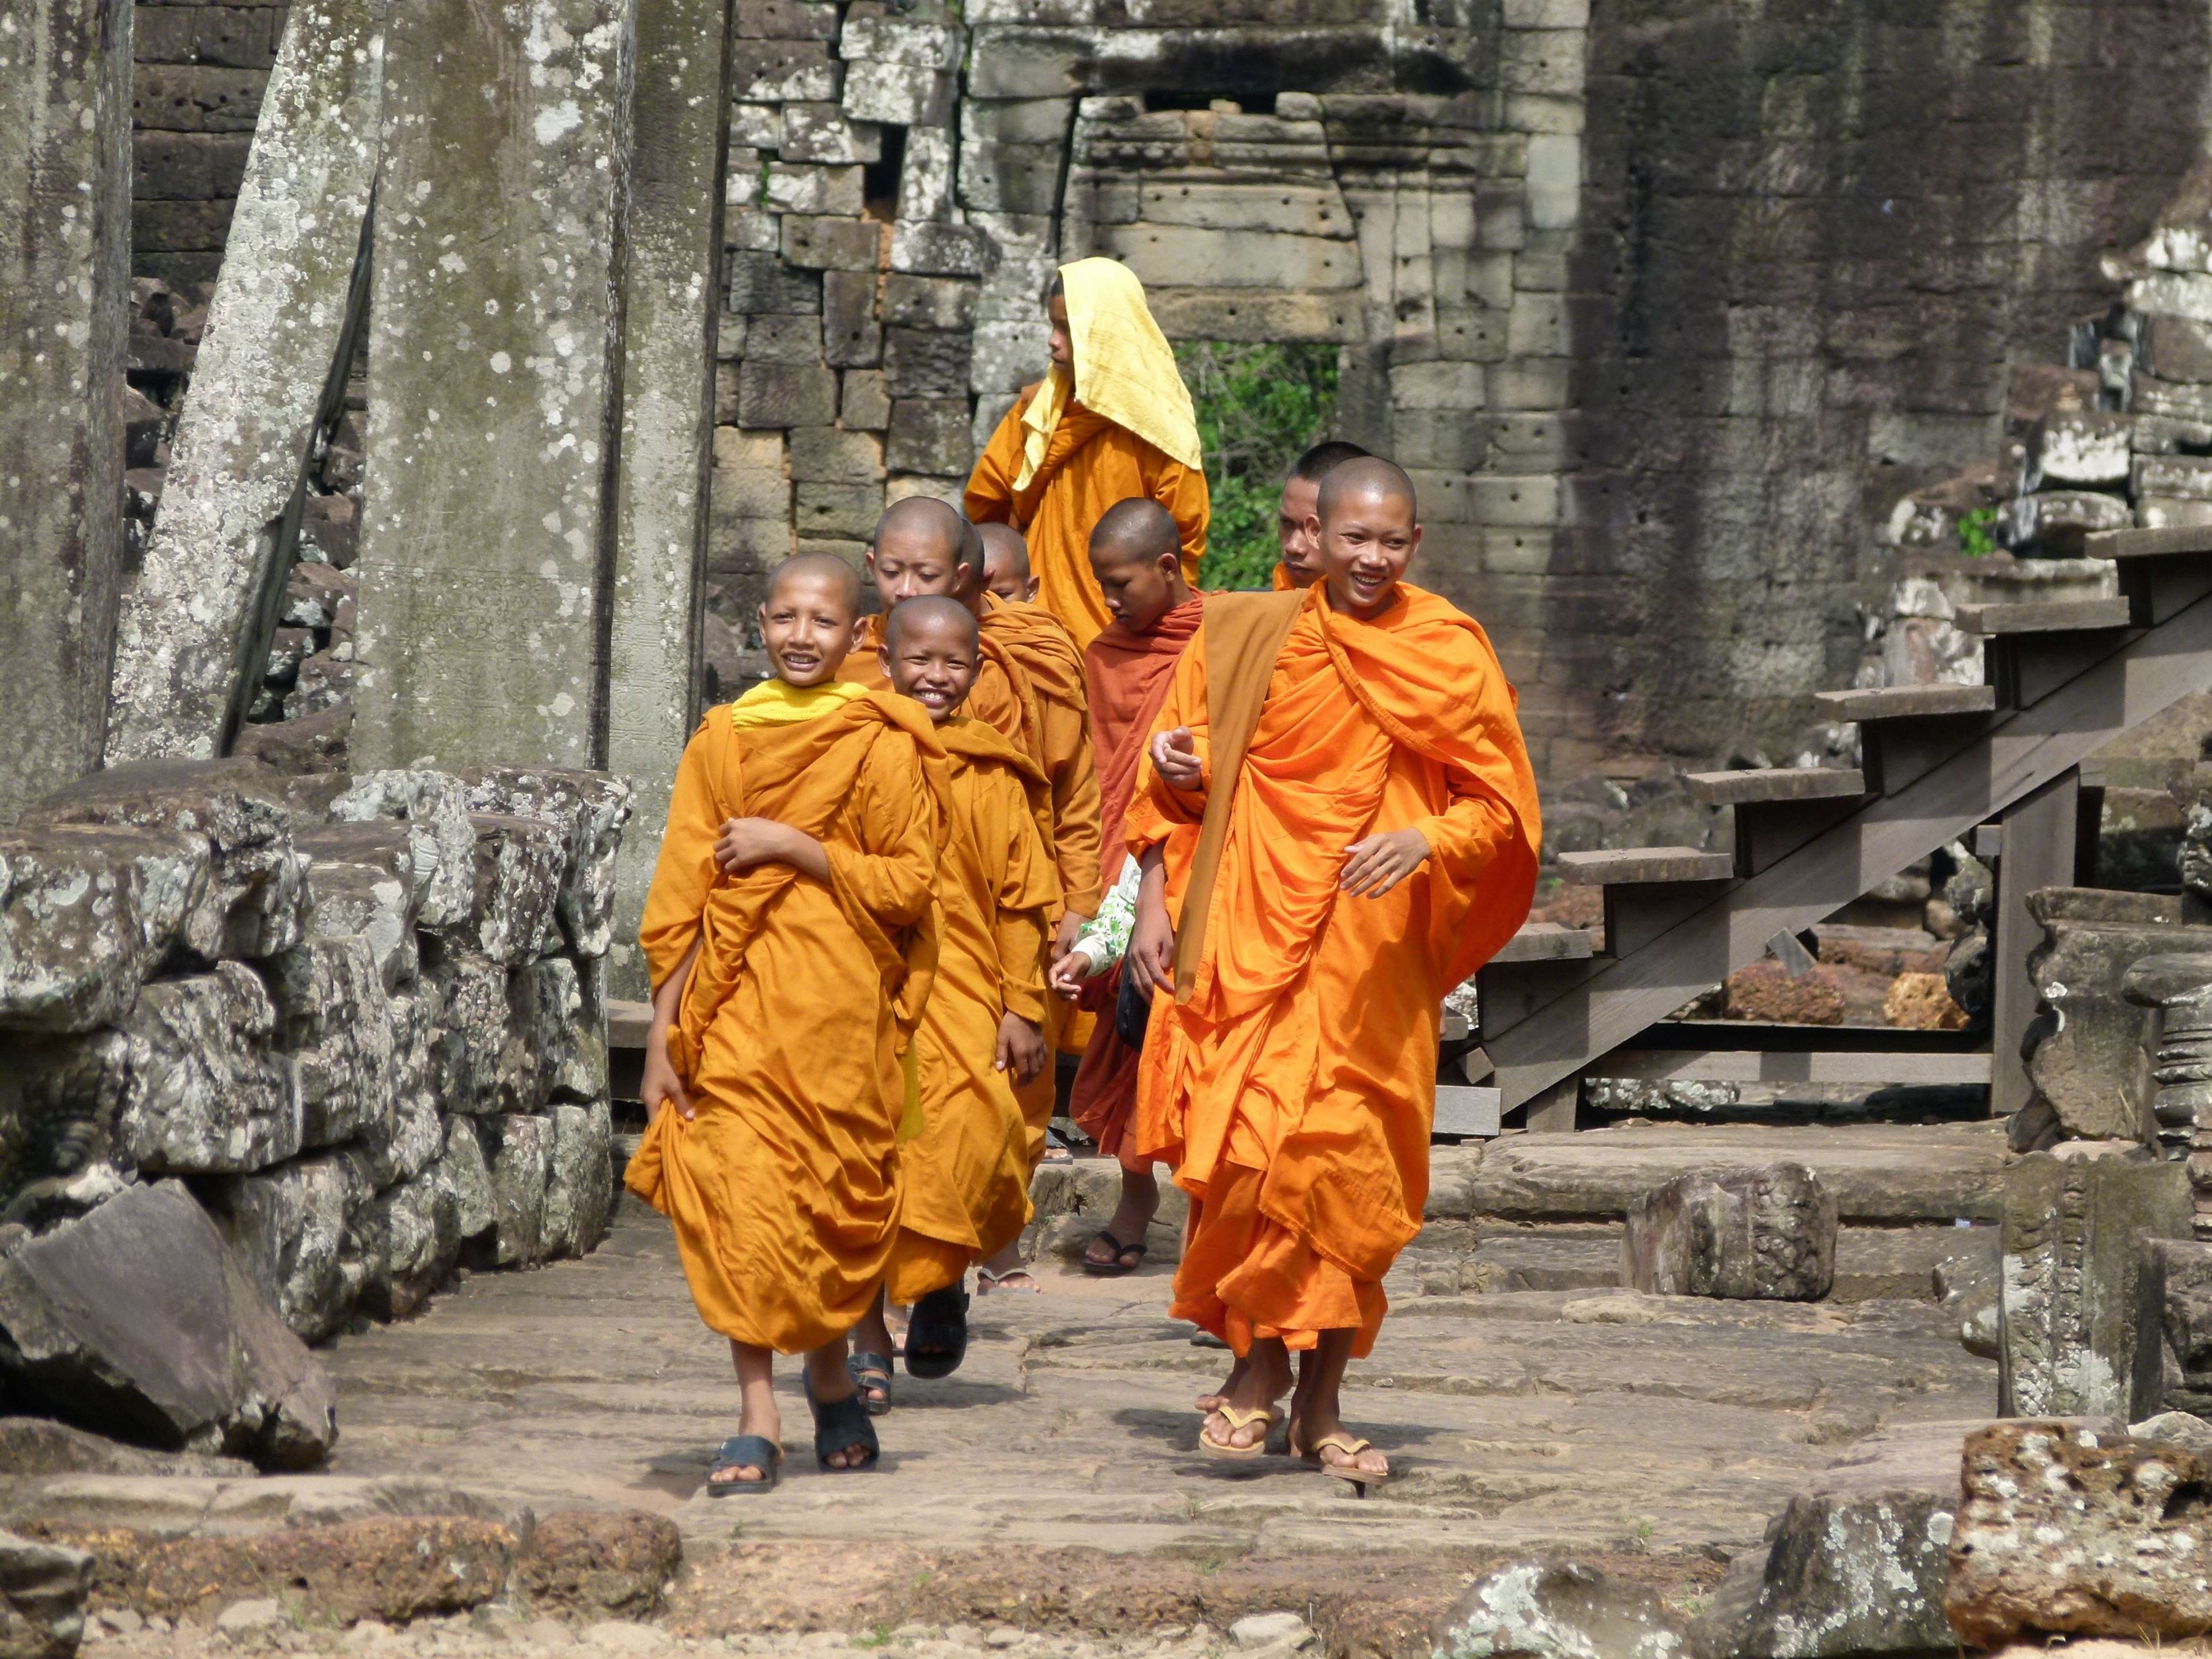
[995,1013,1048,1085]
[1054,910,1089,959]
[640,1043,695,1124]
[1150,726,1203,792]
[1342,827,1431,897]
[1048,948,1093,999]
[1127,892,1175,997]
[715,816,798,873]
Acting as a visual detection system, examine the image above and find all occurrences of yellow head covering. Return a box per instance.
[1013,257,1203,493]
[728,677,868,729]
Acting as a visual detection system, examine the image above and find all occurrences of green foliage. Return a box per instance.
[1959,506,1998,558]
[1173,340,1342,590]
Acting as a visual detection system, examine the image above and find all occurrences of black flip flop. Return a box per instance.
[704,1433,782,1495]
[1081,1230,1148,1277]
[849,1350,894,1415]
[903,1284,969,1379]
[806,1380,880,1471]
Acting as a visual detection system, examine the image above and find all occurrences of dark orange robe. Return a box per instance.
[1127,584,1539,1357]
[885,717,1058,1301]
[625,692,946,1354]
[967,389,1208,650]
[1067,595,1205,1166]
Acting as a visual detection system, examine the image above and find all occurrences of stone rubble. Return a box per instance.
[1622,1162,1836,1302]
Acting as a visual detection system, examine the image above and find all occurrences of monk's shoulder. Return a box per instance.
[1384,585,1512,683]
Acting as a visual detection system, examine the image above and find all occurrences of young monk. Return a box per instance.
[1124,458,1540,1489]
[844,597,1057,1403]
[1052,499,1203,1276]
[626,551,946,1494]
[980,522,1040,604]
[1272,440,1369,590]
[966,257,1209,649]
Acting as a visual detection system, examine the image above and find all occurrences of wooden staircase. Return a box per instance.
[1470,528,2212,1128]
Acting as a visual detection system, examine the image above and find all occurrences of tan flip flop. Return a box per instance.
[1199,1404,1281,1460]
[1305,1432,1389,1494]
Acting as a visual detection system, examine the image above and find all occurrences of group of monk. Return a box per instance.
[623,257,1541,1495]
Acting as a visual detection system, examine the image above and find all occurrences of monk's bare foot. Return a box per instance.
[978,1266,1039,1294]
[1293,1404,1389,1481]
[849,1297,896,1410]
[1082,1168,1160,1271]
[709,1407,781,1487]
[1200,1342,1288,1453]
[1195,1353,1248,1415]
[803,1351,872,1469]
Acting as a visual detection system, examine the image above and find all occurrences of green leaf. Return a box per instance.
[1172,340,1342,590]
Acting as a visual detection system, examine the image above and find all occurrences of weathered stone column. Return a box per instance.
[603,0,732,999]
[351,0,638,774]
[0,0,132,819]
[105,0,387,766]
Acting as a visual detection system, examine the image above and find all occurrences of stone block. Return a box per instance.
[766,161,863,216]
[840,369,893,429]
[326,769,477,931]
[892,221,996,276]
[450,815,566,966]
[2141,313,2212,383]
[882,274,979,332]
[736,0,838,37]
[959,139,1064,214]
[2000,1149,2192,1420]
[263,935,396,1150]
[968,319,1034,394]
[2026,408,2133,489]
[778,102,879,164]
[961,96,1071,147]
[512,1508,682,1619]
[1390,359,1487,410]
[838,14,962,67]
[899,126,955,222]
[421,946,526,1116]
[437,1117,497,1244]
[454,769,632,960]
[296,823,422,994]
[781,214,881,271]
[823,269,884,366]
[794,482,885,540]
[0,1529,89,1658]
[472,1114,554,1268]
[2146,1238,2212,1414]
[1524,132,1580,232]
[884,326,973,397]
[1623,1162,1836,1300]
[724,211,779,257]
[1435,1562,1681,1659]
[2141,374,2212,426]
[29,760,305,965]
[362,988,440,1189]
[732,37,839,101]
[741,313,825,365]
[789,426,886,483]
[520,957,606,1105]
[725,249,821,315]
[1088,223,1360,292]
[842,61,954,127]
[363,1163,459,1321]
[0,827,207,1034]
[2137,453,2212,500]
[104,964,302,1176]
[729,102,781,150]
[738,361,840,427]
[1998,488,2133,555]
[713,429,791,521]
[0,1181,336,1469]
[885,400,975,476]
[541,1100,614,1259]
[1948,1420,2212,1646]
[209,1150,377,1342]
[963,27,1080,98]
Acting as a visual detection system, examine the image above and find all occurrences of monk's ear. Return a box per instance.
[1023,575,1040,603]
[1406,524,1423,568]
[852,615,869,654]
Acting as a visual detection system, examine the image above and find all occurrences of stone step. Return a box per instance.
[1556,847,1734,886]
[1811,684,1997,721]
[1956,597,2133,635]
[1683,767,1866,806]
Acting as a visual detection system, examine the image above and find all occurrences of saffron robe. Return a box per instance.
[885,718,1059,1302]
[1127,584,1540,1357]
[624,691,946,1354]
[1067,594,1205,1165]
[967,390,1209,651]
[848,611,1039,749]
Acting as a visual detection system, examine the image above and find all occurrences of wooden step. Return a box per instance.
[1491,922,1597,963]
[1956,598,2132,635]
[1556,847,1733,886]
[1812,684,1996,721]
[1590,1048,1991,1086]
[2085,525,2212,560]
[2082,525,2212,627]
[609,997,652,1048]
[1684,767,1865,806]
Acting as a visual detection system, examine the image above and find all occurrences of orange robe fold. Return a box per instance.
[967,388,1208,651]
[1067,595,1206,1166]
[1126,585,1539,1357]
[885,717,1059,1302]
[625,692,948,1354]
[979,593,1102,918]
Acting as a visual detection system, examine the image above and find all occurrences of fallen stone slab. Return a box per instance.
[1946,1419,2212,1647]
[27,760,307,964]
[457,769,632,958]
[0,1183,335,1469]
[0,1529,90,1659]
[0,827,206,1033]
[0,1421,251,1482]
[1434,1560,1683,1659]
[1623,1162,1836,1301]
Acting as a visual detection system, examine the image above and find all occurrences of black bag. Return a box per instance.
[1114,961,1153,1051]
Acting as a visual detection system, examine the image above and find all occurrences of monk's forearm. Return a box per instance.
[649,937,701,1036]
[770,824,832,883]
[997,908,1051,1024]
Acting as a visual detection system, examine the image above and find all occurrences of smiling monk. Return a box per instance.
[1123,458,1540,1490]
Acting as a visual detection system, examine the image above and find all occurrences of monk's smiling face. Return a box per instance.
[1315,460,1422,622]
[758,559,862,688]
[881,599,979,724]
[1277,476,1323,589]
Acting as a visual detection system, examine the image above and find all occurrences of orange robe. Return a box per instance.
[885,718,1059,1302]
[625,692,946,1354]
[1067,595,1205,1166]
[1127,585,1539,1357]
[849,612,1037,748]
[967,388,1209,650]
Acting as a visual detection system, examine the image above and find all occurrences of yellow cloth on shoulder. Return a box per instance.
[729,677,868,729]
[1014,257,1202,494]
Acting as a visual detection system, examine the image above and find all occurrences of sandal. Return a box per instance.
[1305,1432,1390,1495]
[1042,1129,1075,1165]
[848,1350,893,1415]
[1081,1230,1148,1277]
[903,1284,969,1380]
[805,1378,880,1472]
[704,1433,782,1495]
[1199,1404,1281,1460]
[976,1266,1039,1294]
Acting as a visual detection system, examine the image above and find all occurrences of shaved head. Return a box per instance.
[870,495,986,613]
[979,522,1029,581]
[874,495,968,560]
[1318,456,1418,525]
[767,550,863,618]
[1289,439,1369,484]
[884,593,978,652]
[1090,498,1180,567]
